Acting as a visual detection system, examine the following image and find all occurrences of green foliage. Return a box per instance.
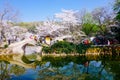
[42,46,52,53]
[27,26,36,33]
[76,43,91,54]
[114,0,120,21]
[116,12,120,21]
[16,22,37,33]
[51,41,76,54]
[4,44,8,48]
[42,41,76,54]
[82,23,100,36]
[42,41,92,54]
[17,22,30,26]
[112,0,120,42]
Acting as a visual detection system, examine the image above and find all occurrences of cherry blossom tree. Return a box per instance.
[0,3,19,41]
[36,9,86,44]
[55,9,79,25]
[36,19,69,37]
[91,7,114,34]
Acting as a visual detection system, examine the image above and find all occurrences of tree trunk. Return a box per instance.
[1,29,6,42]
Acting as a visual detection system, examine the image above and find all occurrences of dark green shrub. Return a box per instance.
[42,46,52,53]
[42,41,76,54]
[4,44,8,48]
[42,41,92,54]
[51,41,76,54]
[76,43,91,54]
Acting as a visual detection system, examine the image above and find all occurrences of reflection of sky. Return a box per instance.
[10,61,114,80]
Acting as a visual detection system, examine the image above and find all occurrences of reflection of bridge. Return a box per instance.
[0,52,36,68]
[0,38,42,68]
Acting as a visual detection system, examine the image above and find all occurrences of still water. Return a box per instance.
[0,60,119,80]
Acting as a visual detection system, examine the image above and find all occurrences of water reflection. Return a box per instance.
[10,65,25,76]
[0,61,26,80]
[0,60,120,80]
[0,61,10,80]
[104,61,120,80]
[37,61,114,80]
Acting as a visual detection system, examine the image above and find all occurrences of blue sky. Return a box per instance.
[0,0,113,22]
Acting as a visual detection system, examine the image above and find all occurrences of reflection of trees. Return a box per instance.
[0,61,10,80]
[104,61,120,80]
[10,65,25,76]
[0,61,26,80]
[36,63,101,80]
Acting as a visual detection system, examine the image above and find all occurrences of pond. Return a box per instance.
[0,59,120,80]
